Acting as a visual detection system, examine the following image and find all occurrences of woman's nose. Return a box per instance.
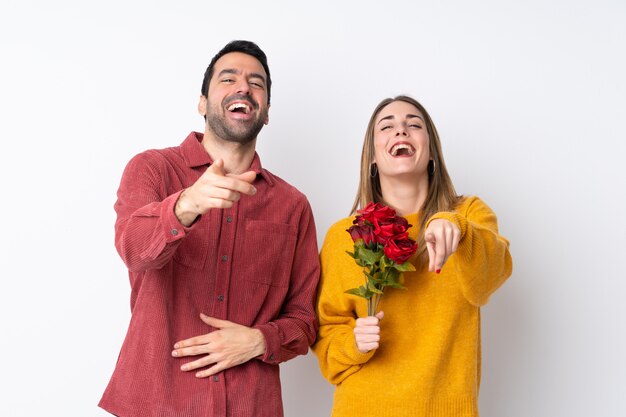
[396,126,408,136]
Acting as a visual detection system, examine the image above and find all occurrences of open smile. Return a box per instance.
[389,142,416,157]
[223,94,259,120]
[227,102,252,114]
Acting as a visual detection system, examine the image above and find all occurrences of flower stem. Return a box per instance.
[374,293,381,314]
[368,292,382,317]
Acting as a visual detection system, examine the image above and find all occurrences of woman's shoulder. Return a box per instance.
[320,216,355,252]
[327,216,355,235]
[455,195,498,218]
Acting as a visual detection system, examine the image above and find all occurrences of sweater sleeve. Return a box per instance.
[114,151,193,274]
[311,220,376,386]
[426,196,513,306]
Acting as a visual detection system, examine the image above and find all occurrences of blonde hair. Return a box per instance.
[351,95,462,262]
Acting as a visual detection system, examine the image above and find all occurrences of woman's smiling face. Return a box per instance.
[373,100,431,180]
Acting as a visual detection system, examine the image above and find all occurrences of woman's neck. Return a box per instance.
[379,174,429,216]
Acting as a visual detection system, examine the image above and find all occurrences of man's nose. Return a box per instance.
[235,80,251,95]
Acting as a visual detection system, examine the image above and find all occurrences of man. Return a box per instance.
[99,40,320,417]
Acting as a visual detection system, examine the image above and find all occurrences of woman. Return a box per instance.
[312,95,512,417]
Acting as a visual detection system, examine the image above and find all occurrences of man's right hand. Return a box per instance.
[174,158,257,226]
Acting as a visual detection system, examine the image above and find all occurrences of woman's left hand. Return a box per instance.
[424,219,461,273]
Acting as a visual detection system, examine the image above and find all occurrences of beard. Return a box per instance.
[206,95,268,145]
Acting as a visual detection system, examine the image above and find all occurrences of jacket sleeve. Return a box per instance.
[114,151,193,274]
[254,199,321,365]
[427,196,513,306]
[311,221,376,385]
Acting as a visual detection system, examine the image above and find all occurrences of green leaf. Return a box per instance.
[394,261,416,272]
[356,246,383,265]
[386,268,400,281]
[366,275,384,293]
[367,280,384,294]
[345,287,364,297]
[367,273,381,284]
[345,239,416,305]
[358,283,375,298]
[344,286,374,300]
[386,281,406,289]
[380,255,393,269]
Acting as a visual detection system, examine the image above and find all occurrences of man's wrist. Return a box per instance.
[174,190,199,227]
[252,328,267,357]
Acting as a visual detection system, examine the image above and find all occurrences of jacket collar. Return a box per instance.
[180,132,274,186]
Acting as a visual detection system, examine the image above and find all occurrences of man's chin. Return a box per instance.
[207,114,264,144]
[223,135,256,145]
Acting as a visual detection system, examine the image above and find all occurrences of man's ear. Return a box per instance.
[198,95,207,117]
[264,104,270,125]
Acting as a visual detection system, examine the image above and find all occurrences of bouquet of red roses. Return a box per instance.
[345,202,418,316]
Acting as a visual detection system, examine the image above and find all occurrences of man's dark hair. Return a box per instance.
[201,40,272,104]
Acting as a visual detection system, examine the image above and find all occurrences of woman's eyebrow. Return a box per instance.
[377,115,395,125]
[406,114,425,122]
[377,114,424,125]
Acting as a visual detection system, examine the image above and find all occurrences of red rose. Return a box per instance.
[344,202,418,315]
[374,216,410,244]
[356,202,397,226]
[384,237,418,263]
[347,224,376,245]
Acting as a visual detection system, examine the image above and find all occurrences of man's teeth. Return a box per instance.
[227,103,250,113]
[390,143,415,156]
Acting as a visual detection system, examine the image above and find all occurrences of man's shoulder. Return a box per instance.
[127,131,199,165]
[261,169,308,202]
[125,143,185,171]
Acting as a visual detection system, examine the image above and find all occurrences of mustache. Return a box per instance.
[223,94,259,110]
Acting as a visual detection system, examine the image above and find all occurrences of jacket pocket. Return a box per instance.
[237,219,297,287]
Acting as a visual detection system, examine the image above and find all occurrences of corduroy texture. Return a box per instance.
[99,132,320,417]
[312,196,512,417]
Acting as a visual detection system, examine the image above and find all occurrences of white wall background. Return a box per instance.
[1,0,624,416]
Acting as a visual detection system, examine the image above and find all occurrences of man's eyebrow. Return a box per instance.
[249,72,267,84]
[217,69,266,84]
[218,68,238,77]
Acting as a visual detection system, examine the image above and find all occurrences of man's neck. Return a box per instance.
[201,131,257,174]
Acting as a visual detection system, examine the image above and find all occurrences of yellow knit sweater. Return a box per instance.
[312,196,512,417]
